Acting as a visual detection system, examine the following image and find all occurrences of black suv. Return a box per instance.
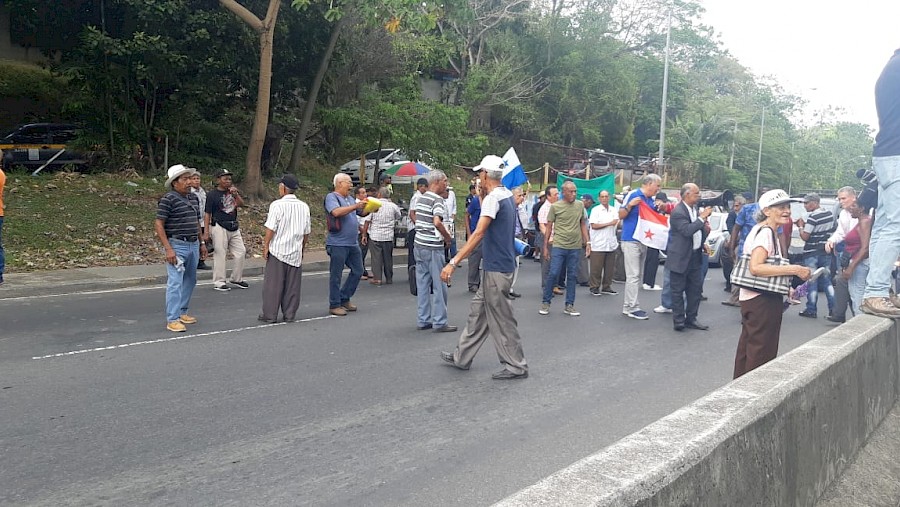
[0,123,92,170]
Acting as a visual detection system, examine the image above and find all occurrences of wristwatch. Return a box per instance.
[449,259,458,268]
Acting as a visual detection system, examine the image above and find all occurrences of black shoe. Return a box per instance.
[825,315,845,324]
[197,262,212,270]
[578,282,589,287]
[468,285,479,293]
[417,323,433,330]
[674,324,686,332]
[601,288,618,295]
[230,280,250,289]
[799,310,817,318]
[257,315,277,324]
[508,291,522,299]
[440,351,469,370]
[724,285,731,292]
[491,369,528,380]
[433,325,458,333]
[700,295,708,301]
[590,288,602,296]
[685,321,710,330]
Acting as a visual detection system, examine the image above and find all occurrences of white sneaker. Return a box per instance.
[654,305,673,314]
[644,284,662,291]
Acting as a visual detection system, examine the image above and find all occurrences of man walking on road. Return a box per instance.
[204,169,247,291]
[259,174,310,324]
[540,180,590,317]
[155,164,207,332]
[325,173,368,316]
[440,155,528,380]
[667,183,712,331]
[796,193,835,318]
[414,170,457,333]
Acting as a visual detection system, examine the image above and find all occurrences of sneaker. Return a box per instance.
[798,310,817,318]
[627,309,650,320]
[601,288,618,295]
[178,314,198,324]
[197,262,212,271]
[642,284,662,291]
[653,305,672,314]
[564,305,581,316]
[167,321,186,332]
[214,285,231,292]
[329,307,348,316]
[341,301,358,312]
[539,303,550,315]
[230,280,250,289]
[861,297,900,319]
[590,288,602,296]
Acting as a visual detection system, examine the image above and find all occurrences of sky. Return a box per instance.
[699,0,900,133]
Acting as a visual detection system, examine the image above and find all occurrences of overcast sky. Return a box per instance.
[700,0,900,133]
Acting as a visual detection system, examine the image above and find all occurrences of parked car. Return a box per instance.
[0,123,93,170]
[339,148,408,185]
[705,212,731,266]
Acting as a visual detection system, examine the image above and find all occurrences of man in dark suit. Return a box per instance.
[667,183,712,331]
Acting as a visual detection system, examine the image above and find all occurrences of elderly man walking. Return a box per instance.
[619,174,662,320]
[440,155,528,380]
[325,173,368,316]
[259,174,310,324]
[414,170,457,332]
[540,180,590,316]
[155,164,208,332]
[667,183,712,331]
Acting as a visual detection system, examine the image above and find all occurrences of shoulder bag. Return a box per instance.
[325,192,342,233]
[730,226,791,296]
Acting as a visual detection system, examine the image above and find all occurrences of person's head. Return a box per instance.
[380,173,392,185]
[680,183,701,207]
[214,169,234,189]
[598,190,611,206]
[733,194,746,212]
[538,190,546,202]
[469,183,477,195]
[416,178,428,194]
[512,186,525,205]
[279,174,299,196]
[473,155,504,185]
[166,164,197,194]
[581,193,595,207]
[757,189,797,227]
[837,186,857,210]
[377,187,391,199]
[640,174,662,196]
[426,169,448,194]
[189,173,201,189]
[803,192,821,212]
[561,180,577,203]
[756,186,770,202]
[333,173,353,196]
[545,185,559,203]
[848,199,871,219]
[355,186,367,200]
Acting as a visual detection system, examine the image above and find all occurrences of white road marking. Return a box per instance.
[31,315,336,360]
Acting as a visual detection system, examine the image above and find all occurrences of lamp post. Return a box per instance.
[754,106,766,199]
[658,3,672,167]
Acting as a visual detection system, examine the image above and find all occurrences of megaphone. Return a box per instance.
[698,189,734,210]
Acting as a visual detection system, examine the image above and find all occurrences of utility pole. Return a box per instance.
[754,107,766,199]
[657,4,672,171]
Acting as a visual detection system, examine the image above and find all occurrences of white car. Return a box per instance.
[339,148,407,185]
[705,212,731,266]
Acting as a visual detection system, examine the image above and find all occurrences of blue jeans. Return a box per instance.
[849,258,870,314]
[803,254,835,315]
[660,267,672,309]
[542,247,581,306]
[165,239,199,323]
[0,215,5,278]
[326,244,363,308]
[865,155,900,299]
[415,246,448,327]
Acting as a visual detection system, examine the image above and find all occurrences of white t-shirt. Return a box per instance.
[588,203,619,251]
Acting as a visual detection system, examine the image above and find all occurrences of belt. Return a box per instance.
[169,235,198,242]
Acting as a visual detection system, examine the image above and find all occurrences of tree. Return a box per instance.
[219,0,281,197]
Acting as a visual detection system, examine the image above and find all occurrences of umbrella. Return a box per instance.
[385,161,432,177]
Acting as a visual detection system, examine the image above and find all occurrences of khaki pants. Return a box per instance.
[211,224,246,287]
[589,250,616,291]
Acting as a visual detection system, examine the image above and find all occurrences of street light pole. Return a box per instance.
[754,106,766,198]
[658,4,672,168]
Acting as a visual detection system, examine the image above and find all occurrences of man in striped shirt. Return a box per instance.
[155,164,207,333]
[414,170,457,333]
[364,187,401,284]
[796,192,835,318]
[259,174,310,323]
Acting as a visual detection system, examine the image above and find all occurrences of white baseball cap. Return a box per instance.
[758,189,800,209]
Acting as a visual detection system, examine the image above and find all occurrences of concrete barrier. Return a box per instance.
[496,316,900,507]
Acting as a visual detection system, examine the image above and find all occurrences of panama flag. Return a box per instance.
[501,147,528,189]
[635,201,669,251]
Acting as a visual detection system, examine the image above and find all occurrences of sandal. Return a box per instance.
[370,280,382,285]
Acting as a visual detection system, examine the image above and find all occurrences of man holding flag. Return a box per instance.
[619,174,662,320]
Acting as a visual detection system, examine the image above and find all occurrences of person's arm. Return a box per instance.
[543,220,554,259]
[433,214,451,245]
[728,224,741,252]
[154,218,177,265]
[441,214,494,283]
[748,244,810,279]
[619,196,641,219]
[329,194,365,217]
[262,227,275,260]
[203,212,212,241]
[230,187,245,208]
[197,217,207,260]
[581,216,590,257]
[361,218,370,246]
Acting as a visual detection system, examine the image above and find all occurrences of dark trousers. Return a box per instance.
[468,242,483,289]
[589,250,616,291]
[643,248,660,286]
[261,255,302,321]
[721,246,734,290]
[734,292,784,379]
[326,244,363,308]
[670,249,703,327]
[370,240,394,283]
[358,233,369,274]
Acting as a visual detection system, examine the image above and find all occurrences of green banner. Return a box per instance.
[556,172,616,199]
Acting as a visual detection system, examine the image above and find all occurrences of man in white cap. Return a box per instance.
[155,164,207,332]
[440,155,528,380]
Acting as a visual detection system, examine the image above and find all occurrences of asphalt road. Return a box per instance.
[0,260,832,506]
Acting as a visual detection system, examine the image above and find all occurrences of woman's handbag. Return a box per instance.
[730,226,791,296]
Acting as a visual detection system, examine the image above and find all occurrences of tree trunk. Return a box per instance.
[287,16,347,174]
